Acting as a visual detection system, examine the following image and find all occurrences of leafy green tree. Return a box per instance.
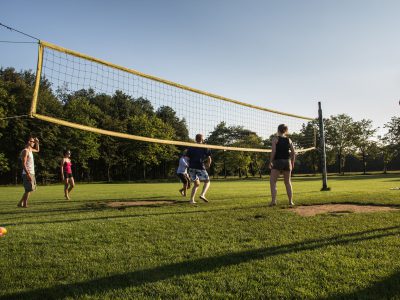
[0,84,10,174]
[0,68,63,184]
[288,121,319,173]
[62,97,101,180]
[156,106,190,141]
[383,117,400,149]
[225,150,252,178]
[378,117,400,174]
[353,119,378,174]
[207,122,265,177]
[126,114,176,179]
[90,92,130,182]
[325,114,357,174]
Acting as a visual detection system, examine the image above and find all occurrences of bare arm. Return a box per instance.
[31,138,40,153]
[289,139,296,169]
[60,158,65,180]
[205,156,212,169]
[269,137,277,169]
[21,149,32,181]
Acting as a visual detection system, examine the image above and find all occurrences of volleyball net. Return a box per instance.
[30,41,316,153]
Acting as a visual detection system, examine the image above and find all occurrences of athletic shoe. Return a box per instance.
[189,200,197,204]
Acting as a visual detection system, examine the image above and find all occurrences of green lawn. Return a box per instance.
[1,174,400,299]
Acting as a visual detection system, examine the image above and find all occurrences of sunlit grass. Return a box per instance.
[1,173,400,299]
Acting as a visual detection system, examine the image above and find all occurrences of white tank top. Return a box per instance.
[21,149,35,175]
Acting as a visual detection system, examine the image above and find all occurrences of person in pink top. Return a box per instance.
[61,150,75,200]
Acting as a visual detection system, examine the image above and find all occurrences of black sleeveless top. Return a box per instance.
[275,136,290,159]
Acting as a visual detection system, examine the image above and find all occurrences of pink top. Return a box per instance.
[63,161,72,174]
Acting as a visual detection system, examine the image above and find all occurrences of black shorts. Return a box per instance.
[63,172,73,179]
[177,173,190,187]
[272,159,292,171]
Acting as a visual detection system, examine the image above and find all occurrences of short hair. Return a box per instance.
[277,124,288,134]
[195,134,203,143]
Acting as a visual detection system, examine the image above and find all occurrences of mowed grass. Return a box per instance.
[0,174,400,299]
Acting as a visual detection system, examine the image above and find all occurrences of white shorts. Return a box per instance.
[189,168,210,182]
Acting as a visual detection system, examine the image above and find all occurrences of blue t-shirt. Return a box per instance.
[186,147,211,170]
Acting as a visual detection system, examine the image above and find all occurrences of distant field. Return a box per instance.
[1,174,400,299]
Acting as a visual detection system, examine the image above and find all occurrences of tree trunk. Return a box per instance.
[362,153,367,175]
[14,167,18,185]
[224,156,227,179]
[107,165,111,182]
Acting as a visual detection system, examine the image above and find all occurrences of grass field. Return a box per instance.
[1,174,400,299]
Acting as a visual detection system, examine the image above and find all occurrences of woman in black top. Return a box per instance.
[268,124,296,206]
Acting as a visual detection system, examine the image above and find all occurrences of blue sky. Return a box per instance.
[1,0,399,136]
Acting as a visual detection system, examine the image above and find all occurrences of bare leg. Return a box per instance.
[200,180,210,202]
[283,171,294,206]
[68,177,75,197]
[64,178,70,200]
[18,192,30,207]
[190,180,200,203]
[269,169,280,206]
[183,175,191,196]
[179,186,185,196]
[183,181,188,196]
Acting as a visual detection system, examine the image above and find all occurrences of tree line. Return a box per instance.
[0,68,399,184]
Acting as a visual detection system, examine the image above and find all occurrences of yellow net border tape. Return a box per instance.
[36,40,315,121]
[32,113,315,153]
[30,40,316,153]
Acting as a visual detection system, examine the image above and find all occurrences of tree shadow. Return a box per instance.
[299,201,400,208]
[331,174,399,181]
[324,270,400,299]
[1,226,399,299]
[0,196,175,218]
[0,204,268,227]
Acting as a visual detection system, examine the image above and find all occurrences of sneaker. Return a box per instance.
[189,200,197,204]
[199,196,209,203]
[289,202,295,207]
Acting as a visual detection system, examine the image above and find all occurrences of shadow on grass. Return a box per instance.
[299,201,400,208]
[0,196,171,217]
[0,203,268,227]
[329,174,399,181]
[325,270,400,299]
[0,206,93,217]
[1,226,399,300]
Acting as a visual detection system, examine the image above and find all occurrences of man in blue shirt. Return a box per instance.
[186,134,212,204]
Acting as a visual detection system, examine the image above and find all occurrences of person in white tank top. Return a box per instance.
[18,136,40,208]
